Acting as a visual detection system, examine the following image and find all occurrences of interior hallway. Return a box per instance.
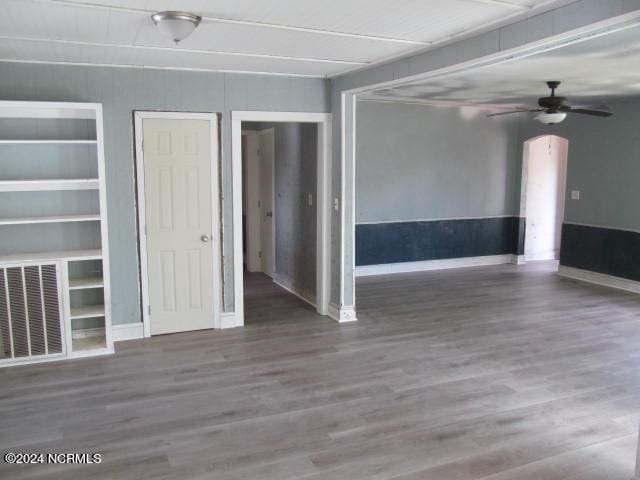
[243,271,320,326]
[2,263,640,479]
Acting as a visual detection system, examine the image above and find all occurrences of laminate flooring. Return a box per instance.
[2,263,640,479]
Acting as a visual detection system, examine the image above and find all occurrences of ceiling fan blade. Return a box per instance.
[486,109,541,118]
[569,104,611,111]
[566,108,613,117]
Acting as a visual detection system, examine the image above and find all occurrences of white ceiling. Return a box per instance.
[362,24,640,107]
[0,0,570,77]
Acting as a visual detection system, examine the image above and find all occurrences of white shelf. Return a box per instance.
[0,140,97,144]
[0,102,99,120]
[69,277,104,290]
[70,305,105,320]
[0,179,99,192]
[0,214,100,226]
[72,334,106,353]
[0,249,102,263]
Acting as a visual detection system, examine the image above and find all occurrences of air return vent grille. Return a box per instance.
[0,264,64,362]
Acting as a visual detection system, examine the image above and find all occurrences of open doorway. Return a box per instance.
[520,135,569,263]
[231,112,331,327]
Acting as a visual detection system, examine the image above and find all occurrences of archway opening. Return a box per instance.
[520,135,569,264]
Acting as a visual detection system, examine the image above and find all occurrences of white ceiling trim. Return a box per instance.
[462,0,531,9]
[33,0,431,46]
[0,58,325,78]
[0,35,368,66]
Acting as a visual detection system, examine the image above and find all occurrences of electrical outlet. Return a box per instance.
[333,198,339,211]
[571,190,580,200]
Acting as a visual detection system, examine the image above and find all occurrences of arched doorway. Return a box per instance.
[520,135,569,263]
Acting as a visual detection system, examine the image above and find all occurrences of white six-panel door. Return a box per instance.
[141,117,219,335]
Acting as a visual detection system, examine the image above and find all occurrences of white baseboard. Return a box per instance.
[524,250,558,262]
[219,312,239,329]
[328,303,357,323]
[355,254,515,277]
[112,322,144,342]
[558,266,640,294]
[273,276,316,308]
[511,255,526,265]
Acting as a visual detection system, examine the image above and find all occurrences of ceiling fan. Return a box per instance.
[487,81,613,124]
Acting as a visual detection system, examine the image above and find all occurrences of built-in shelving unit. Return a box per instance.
[0,101,112,366]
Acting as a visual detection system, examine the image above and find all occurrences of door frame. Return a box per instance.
[243,128,276,276]
[231,111,332,326]
[134,111,222,338]
[519,134,569,263]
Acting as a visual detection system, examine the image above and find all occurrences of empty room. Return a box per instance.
[1,1,640,479]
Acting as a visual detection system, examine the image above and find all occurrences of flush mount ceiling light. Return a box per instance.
[151,11,202,44]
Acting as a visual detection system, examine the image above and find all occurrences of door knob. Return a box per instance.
[200,234,210,242]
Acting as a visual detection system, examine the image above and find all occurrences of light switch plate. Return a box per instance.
[571,190,580,200]
[308,194,313,206]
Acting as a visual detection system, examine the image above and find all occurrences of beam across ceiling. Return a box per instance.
[461,0,532,9]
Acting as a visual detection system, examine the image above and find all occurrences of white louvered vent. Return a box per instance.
[0,264,64,362]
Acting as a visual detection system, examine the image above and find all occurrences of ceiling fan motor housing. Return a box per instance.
[538,96,569,112]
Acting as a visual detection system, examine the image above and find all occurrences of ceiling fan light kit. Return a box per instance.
[487,81,613,124]
[536,111,567,125]
[151,11,202,44]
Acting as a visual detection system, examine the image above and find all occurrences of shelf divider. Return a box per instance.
[70,305,105,320]
[0,214,101,226]
[69,277,104,290]
[0,140,97,144]
[0,179,99,192]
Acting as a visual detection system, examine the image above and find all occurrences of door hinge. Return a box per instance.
[148,305,151,316]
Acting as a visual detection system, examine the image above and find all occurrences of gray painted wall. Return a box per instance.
[517,98,640,232]
[356,101,521,223]
[0,61,329,325]
[273,123,318,299]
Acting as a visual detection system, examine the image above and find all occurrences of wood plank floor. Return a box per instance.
[2,263,640,479]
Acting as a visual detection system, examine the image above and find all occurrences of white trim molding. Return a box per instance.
[356,254,515,277]
[112,323,144,342]
[328,303,357,323]
[219,312,239,329]
[231,111,332,327]
[558,266,640,294]
[511,255,526,265]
